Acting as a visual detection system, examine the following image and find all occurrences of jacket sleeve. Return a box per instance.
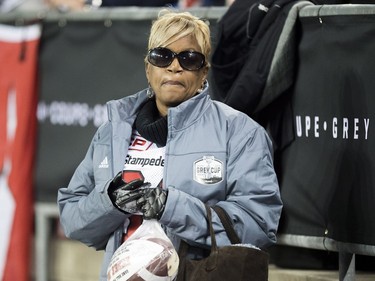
[57,127,127,250]
[161,118,282,250]
[221,123,283,249]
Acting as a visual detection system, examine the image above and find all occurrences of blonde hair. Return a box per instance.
[146,9,211,67]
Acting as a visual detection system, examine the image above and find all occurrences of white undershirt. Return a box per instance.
[123,130,165,187]
[121,130,165,236]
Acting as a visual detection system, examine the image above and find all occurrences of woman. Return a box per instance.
[57,9,282,280]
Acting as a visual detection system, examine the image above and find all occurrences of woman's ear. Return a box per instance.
[145,62,150,81]
[201,66,209,83]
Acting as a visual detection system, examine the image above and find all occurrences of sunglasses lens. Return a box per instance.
[148,48,173,68]
[178,51,205,71]
[148,48,205,71]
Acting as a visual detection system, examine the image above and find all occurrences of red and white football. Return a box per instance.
[107,237,179,281]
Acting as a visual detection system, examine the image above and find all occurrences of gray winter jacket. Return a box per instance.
[57,85,282,280]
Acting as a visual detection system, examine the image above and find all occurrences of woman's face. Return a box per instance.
[146,35,208,117]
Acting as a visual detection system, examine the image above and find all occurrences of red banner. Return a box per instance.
[0,24,41,281]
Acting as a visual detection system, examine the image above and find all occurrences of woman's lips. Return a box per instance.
[163,80,184,87]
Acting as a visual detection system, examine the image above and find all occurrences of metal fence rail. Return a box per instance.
[0,6,227,23]
[300,4,375,17]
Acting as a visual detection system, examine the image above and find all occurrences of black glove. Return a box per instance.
[136,187,168,220]
[108,171,150,213]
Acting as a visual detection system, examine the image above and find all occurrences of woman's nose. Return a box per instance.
[167,57,183,72]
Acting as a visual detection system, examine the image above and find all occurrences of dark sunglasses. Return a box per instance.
[147,47,206,71]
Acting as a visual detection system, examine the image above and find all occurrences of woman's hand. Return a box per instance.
[113,186,168,220]
[108,171,150,214]
[136,187,168,220]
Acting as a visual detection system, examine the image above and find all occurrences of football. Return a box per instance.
[107,237,179,281]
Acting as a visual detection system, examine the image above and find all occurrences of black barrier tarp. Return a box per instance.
[36,20,150,202]
[277,14,375,246]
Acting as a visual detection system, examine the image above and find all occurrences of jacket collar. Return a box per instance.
[167,87,211,132]
[106,84,212,130]
[106,89,148,123]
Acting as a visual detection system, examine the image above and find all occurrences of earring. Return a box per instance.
[197,79,207,93]
[147,85,155,98]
